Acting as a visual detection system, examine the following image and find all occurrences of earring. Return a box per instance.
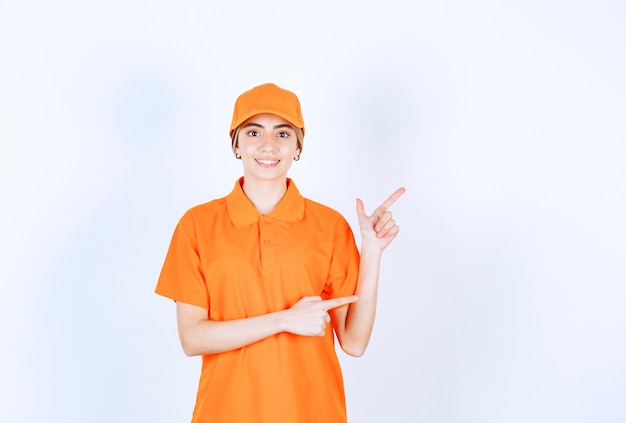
[294,154,300,161]
[235,152,241,159]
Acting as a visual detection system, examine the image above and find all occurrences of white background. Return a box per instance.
[1,1,625,422]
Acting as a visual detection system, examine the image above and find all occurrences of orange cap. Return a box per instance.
[229,83,305,137]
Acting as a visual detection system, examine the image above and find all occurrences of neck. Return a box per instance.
[241,177,288,215]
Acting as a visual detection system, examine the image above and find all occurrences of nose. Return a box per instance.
[259,134,276,151]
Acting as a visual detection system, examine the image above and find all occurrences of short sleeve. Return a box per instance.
[323,217,360,299]
[155,214,209,310]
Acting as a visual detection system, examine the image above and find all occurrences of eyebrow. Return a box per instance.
[243,123,294,130]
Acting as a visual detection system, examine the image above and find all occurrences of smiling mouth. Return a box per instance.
[256,159,280,166]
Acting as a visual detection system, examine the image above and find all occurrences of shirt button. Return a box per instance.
[264,219,271,224]
[264,239,271,244]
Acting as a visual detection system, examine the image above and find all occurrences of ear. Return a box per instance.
[231,128,239,153]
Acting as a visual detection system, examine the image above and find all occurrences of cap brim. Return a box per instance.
[230,108,305,137]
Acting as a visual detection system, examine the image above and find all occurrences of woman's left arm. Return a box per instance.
[331,187,406,357]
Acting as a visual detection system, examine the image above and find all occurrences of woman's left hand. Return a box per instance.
[356,187,405,251]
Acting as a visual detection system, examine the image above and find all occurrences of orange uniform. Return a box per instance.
[156,178,360,423]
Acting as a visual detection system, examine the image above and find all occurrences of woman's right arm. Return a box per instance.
[176,295,358,356]
[176,302,284,356]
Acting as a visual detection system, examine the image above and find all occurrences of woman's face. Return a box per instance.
[235,113,300,184]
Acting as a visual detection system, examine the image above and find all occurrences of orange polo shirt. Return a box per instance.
[156,178,360,423]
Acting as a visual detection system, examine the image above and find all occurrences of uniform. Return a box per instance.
[156,177,360,422]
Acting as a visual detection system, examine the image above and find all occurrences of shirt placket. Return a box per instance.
[259,216,277,269]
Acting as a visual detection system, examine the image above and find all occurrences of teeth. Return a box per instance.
[257,159,279,165]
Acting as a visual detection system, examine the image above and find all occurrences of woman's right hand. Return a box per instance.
[281,295,359,336]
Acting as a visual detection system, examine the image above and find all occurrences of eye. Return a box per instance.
[246,130,260,137]
[276,131,290,139]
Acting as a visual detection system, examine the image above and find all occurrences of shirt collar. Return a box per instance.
[226,177,305,228]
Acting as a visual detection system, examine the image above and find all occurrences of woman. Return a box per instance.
[156,82,404,422]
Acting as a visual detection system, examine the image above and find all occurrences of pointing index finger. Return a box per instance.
[377,187,406,212]
[322,295,359,310]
